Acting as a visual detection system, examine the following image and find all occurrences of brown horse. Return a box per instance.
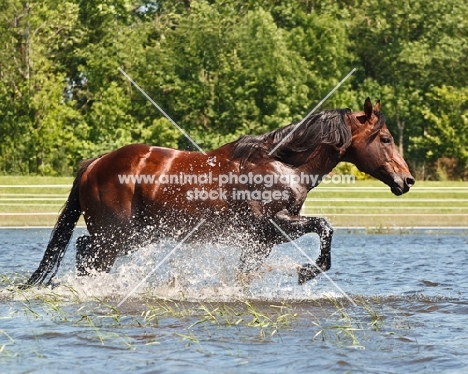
[25,98,414,287]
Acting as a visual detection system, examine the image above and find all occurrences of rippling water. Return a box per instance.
[1,228,467,373]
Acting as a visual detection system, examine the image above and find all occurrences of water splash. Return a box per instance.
[6,232,336,303]
[0,229,357,304]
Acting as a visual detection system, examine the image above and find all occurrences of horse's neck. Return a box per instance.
[294,145,342,188]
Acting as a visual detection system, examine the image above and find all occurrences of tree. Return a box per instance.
[350,0,468,175]
[1,0,467,178]
[140,2,311,150]
[0,0,84,174]
[411,86,468,179]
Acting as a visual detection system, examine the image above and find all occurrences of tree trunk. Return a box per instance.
[395,106,404,157]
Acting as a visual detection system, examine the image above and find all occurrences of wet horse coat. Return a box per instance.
[25,98,414,287]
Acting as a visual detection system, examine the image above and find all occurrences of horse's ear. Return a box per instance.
[364,97,373,119]
[374,100,381,112]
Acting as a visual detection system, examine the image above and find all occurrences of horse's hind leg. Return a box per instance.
[76,235,93,276]
[75,234,119,276]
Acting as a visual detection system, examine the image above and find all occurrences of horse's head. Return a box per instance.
[343,98,415,195]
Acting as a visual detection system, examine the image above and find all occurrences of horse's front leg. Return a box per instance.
[273,209,333,284]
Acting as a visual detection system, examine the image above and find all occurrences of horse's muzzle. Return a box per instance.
[391,175,415,196]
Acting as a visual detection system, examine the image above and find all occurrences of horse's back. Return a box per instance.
[77,144,227,232]
[78,144,176,226]
[80,143,194,183]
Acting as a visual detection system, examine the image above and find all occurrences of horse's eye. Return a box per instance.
[381,137,392,144]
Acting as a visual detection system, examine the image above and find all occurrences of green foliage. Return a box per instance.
[333,162,369,180]
[411,85,468,179]
[0,0,467,177]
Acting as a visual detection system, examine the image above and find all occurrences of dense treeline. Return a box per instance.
[0,0,467,179]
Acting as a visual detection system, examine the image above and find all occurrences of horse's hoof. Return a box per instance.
[17,283,32,290]
[47,281,61,289]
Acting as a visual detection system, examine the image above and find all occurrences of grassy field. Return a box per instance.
[305,180,468,228]
[0,176,77,227]
[1,176,467,228]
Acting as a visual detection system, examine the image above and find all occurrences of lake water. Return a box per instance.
[1,228,468,373]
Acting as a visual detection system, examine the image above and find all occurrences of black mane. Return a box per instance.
[229,108,352,163]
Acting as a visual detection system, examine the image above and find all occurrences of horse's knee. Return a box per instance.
[317,217,333,236]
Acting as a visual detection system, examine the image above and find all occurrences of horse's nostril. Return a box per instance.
[405,176,415,187]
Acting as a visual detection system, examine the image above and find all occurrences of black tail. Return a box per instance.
[23,158,97,287]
